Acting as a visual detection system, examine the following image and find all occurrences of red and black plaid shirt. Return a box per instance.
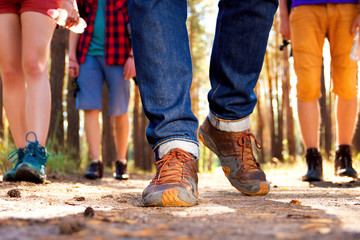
[77,0,130,65]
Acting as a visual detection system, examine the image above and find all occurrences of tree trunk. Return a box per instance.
[66,75,80,165]
[255,84,265,163]
[265,52,276,161]
[133,86,153,170]
[274,16,283,161]
[49,29,67,149]
[133,86,140,168]
[282,47,296,162]
[140,107,153,170]
[319,59,331,157]
[0,76,3,139]
[352,114,360,153]
[101,85,117,168]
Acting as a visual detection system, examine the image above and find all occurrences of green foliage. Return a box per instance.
[0,141,15,175]
[0,134,81,176]
[46,147,79,175]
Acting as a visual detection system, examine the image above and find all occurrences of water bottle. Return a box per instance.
[48,9,87,34]
[350,30,360,61]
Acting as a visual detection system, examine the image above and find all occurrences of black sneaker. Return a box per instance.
[335,145,358,178]
[114,159,129,180]
[84,161,103,179]
[302,148,323,182]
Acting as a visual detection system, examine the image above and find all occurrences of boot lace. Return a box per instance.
[24,132,49,165]
[233,132,262,172]
[150,149,194,185]
[8,148,24,168]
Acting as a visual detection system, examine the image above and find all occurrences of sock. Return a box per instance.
[117,159,127,164]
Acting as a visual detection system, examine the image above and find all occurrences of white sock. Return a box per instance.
[208,113,249,132]
[117,159,127,164]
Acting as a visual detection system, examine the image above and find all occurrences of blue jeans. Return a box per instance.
[128,0,278,159]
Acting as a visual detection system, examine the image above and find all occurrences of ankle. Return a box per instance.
[116,159,127,164]
[336,145,351,152]
[306,148,320,155]
[91,159,101,164]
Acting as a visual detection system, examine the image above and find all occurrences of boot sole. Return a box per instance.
[3,172,17,182]
[199,128,270,196]
[335,170,358,179]
[115,174,129,180]
[84,174,102,179]
[143,188,197,207]
[15,164,46,184]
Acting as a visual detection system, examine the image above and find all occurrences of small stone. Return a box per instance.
[84,207,95,218]
[75,196,85,201]
[59,218,85,235]
[7,189,21,198]
[101,194,114,198]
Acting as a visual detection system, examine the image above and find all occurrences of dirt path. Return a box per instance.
[1,161,360,240]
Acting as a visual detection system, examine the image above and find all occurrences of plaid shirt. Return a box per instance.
[77,0,130,65]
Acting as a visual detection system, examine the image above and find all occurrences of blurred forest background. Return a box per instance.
[1,2,360,175]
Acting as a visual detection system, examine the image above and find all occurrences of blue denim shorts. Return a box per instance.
[76,55,130,116]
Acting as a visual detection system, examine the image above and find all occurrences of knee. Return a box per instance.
[114,113,129,123]
[22,56,46,79]
[84,110,100,118]
[0,64,24,88]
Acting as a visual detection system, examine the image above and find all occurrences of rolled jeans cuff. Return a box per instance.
[208,113,249,132]
[157,140,199,159]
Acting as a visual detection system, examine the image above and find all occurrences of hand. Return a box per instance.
[280,15,291,41]
[123,57,136,80]
[351,14,360,36]
[60,0,79,28]
[69,58,80,78]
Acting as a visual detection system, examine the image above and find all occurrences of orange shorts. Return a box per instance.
[0,0,60,16]
[290,4,359,101]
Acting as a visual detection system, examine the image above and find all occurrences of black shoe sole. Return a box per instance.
[15,165,46,184]
[336,171,358,179]
[302,176,322,182]
[115,174,129,180]
[84,174,102,180]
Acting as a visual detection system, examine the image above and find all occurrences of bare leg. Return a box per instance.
[297,100,320,149]
[0,14,26,148]
[334,96,358,178]
[21,12,56,146]
[113,113,129,160]
[84,110,101,161]
[336,96,358,146]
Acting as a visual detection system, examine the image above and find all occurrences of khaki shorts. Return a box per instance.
[290,4,358,101]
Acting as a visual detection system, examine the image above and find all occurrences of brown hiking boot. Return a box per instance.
[142,149,198,207]
[199,117,270,196]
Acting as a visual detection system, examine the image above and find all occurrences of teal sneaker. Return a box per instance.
[14,132,49,183]
[3,148,25,182]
